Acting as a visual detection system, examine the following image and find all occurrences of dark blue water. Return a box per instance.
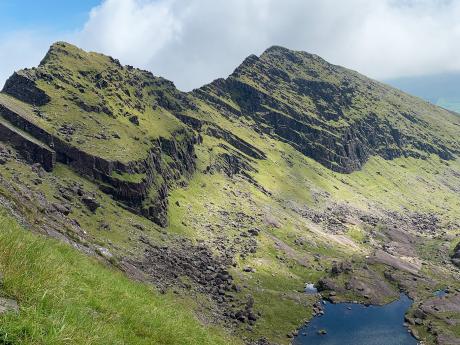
[294,294,418,345]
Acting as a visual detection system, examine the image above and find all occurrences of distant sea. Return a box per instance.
[385,73,460,114]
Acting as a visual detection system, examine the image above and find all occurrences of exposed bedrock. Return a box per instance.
[0,116,55,171]
[219,79,453,173]
[451,242,460,267]
[3,71,51,106]
[196,51,457,173]
[0,98,197,227]
[174,112,266,161]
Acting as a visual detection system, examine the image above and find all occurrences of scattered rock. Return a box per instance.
[0,297,18,314]
[51,202,71,215]
[82,196,99,212]
[129,115,139,125]
[96,246,113,260]
[133,223,145,231]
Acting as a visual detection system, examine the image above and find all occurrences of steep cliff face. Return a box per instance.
[0,42,197,226]
[3,71,51,106]
[195,46,460,173]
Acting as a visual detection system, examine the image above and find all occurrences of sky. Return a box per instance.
[1,0,460,91]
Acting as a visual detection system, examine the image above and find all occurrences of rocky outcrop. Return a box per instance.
[3,71,50,106]
[195,47,459,173]
[451,242,460,267]
[174,113,266,160]
[205,125,266,160]
[0,95,196,227]
[0,113,55,171]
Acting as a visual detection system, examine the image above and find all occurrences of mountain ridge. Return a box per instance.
[196,44,459,173]
[0,41,459,345]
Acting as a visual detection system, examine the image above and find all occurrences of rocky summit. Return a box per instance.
[0,42,460,345]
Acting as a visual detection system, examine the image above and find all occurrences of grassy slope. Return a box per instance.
[166,104,460,342]
[0,209,240,345]
[1,105,454,343]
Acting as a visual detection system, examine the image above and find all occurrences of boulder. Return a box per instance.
[96,246,113,260]
[0,297,18,314]
[414,308,427,320]
[129,115,139,126]
[52,202,71,215]
[82,196,100,212]
[451,242,460,267]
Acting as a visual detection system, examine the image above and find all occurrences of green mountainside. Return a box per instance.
[0,42,197,227]
[196,46,459,172]
[0,209,240,345]
[0,42,460,345]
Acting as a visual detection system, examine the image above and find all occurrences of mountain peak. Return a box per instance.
[262,45,290,54]
[40,41,84,65]
[200,43,459,173]
[261,45,317,62]
[39,41,122,70]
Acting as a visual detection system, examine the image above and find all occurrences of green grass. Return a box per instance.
[111,171,146,184]
[164,105,460,343]
[346,226,366,243]
[0,209,239,345]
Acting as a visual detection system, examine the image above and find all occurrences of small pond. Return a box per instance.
[294,294,418,345]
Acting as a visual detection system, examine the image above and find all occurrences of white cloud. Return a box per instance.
[0,31,56,89]
[77,0,181,66]
[2,0,460,91]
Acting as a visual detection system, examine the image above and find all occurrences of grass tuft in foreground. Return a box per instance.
[0,209,238,345]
